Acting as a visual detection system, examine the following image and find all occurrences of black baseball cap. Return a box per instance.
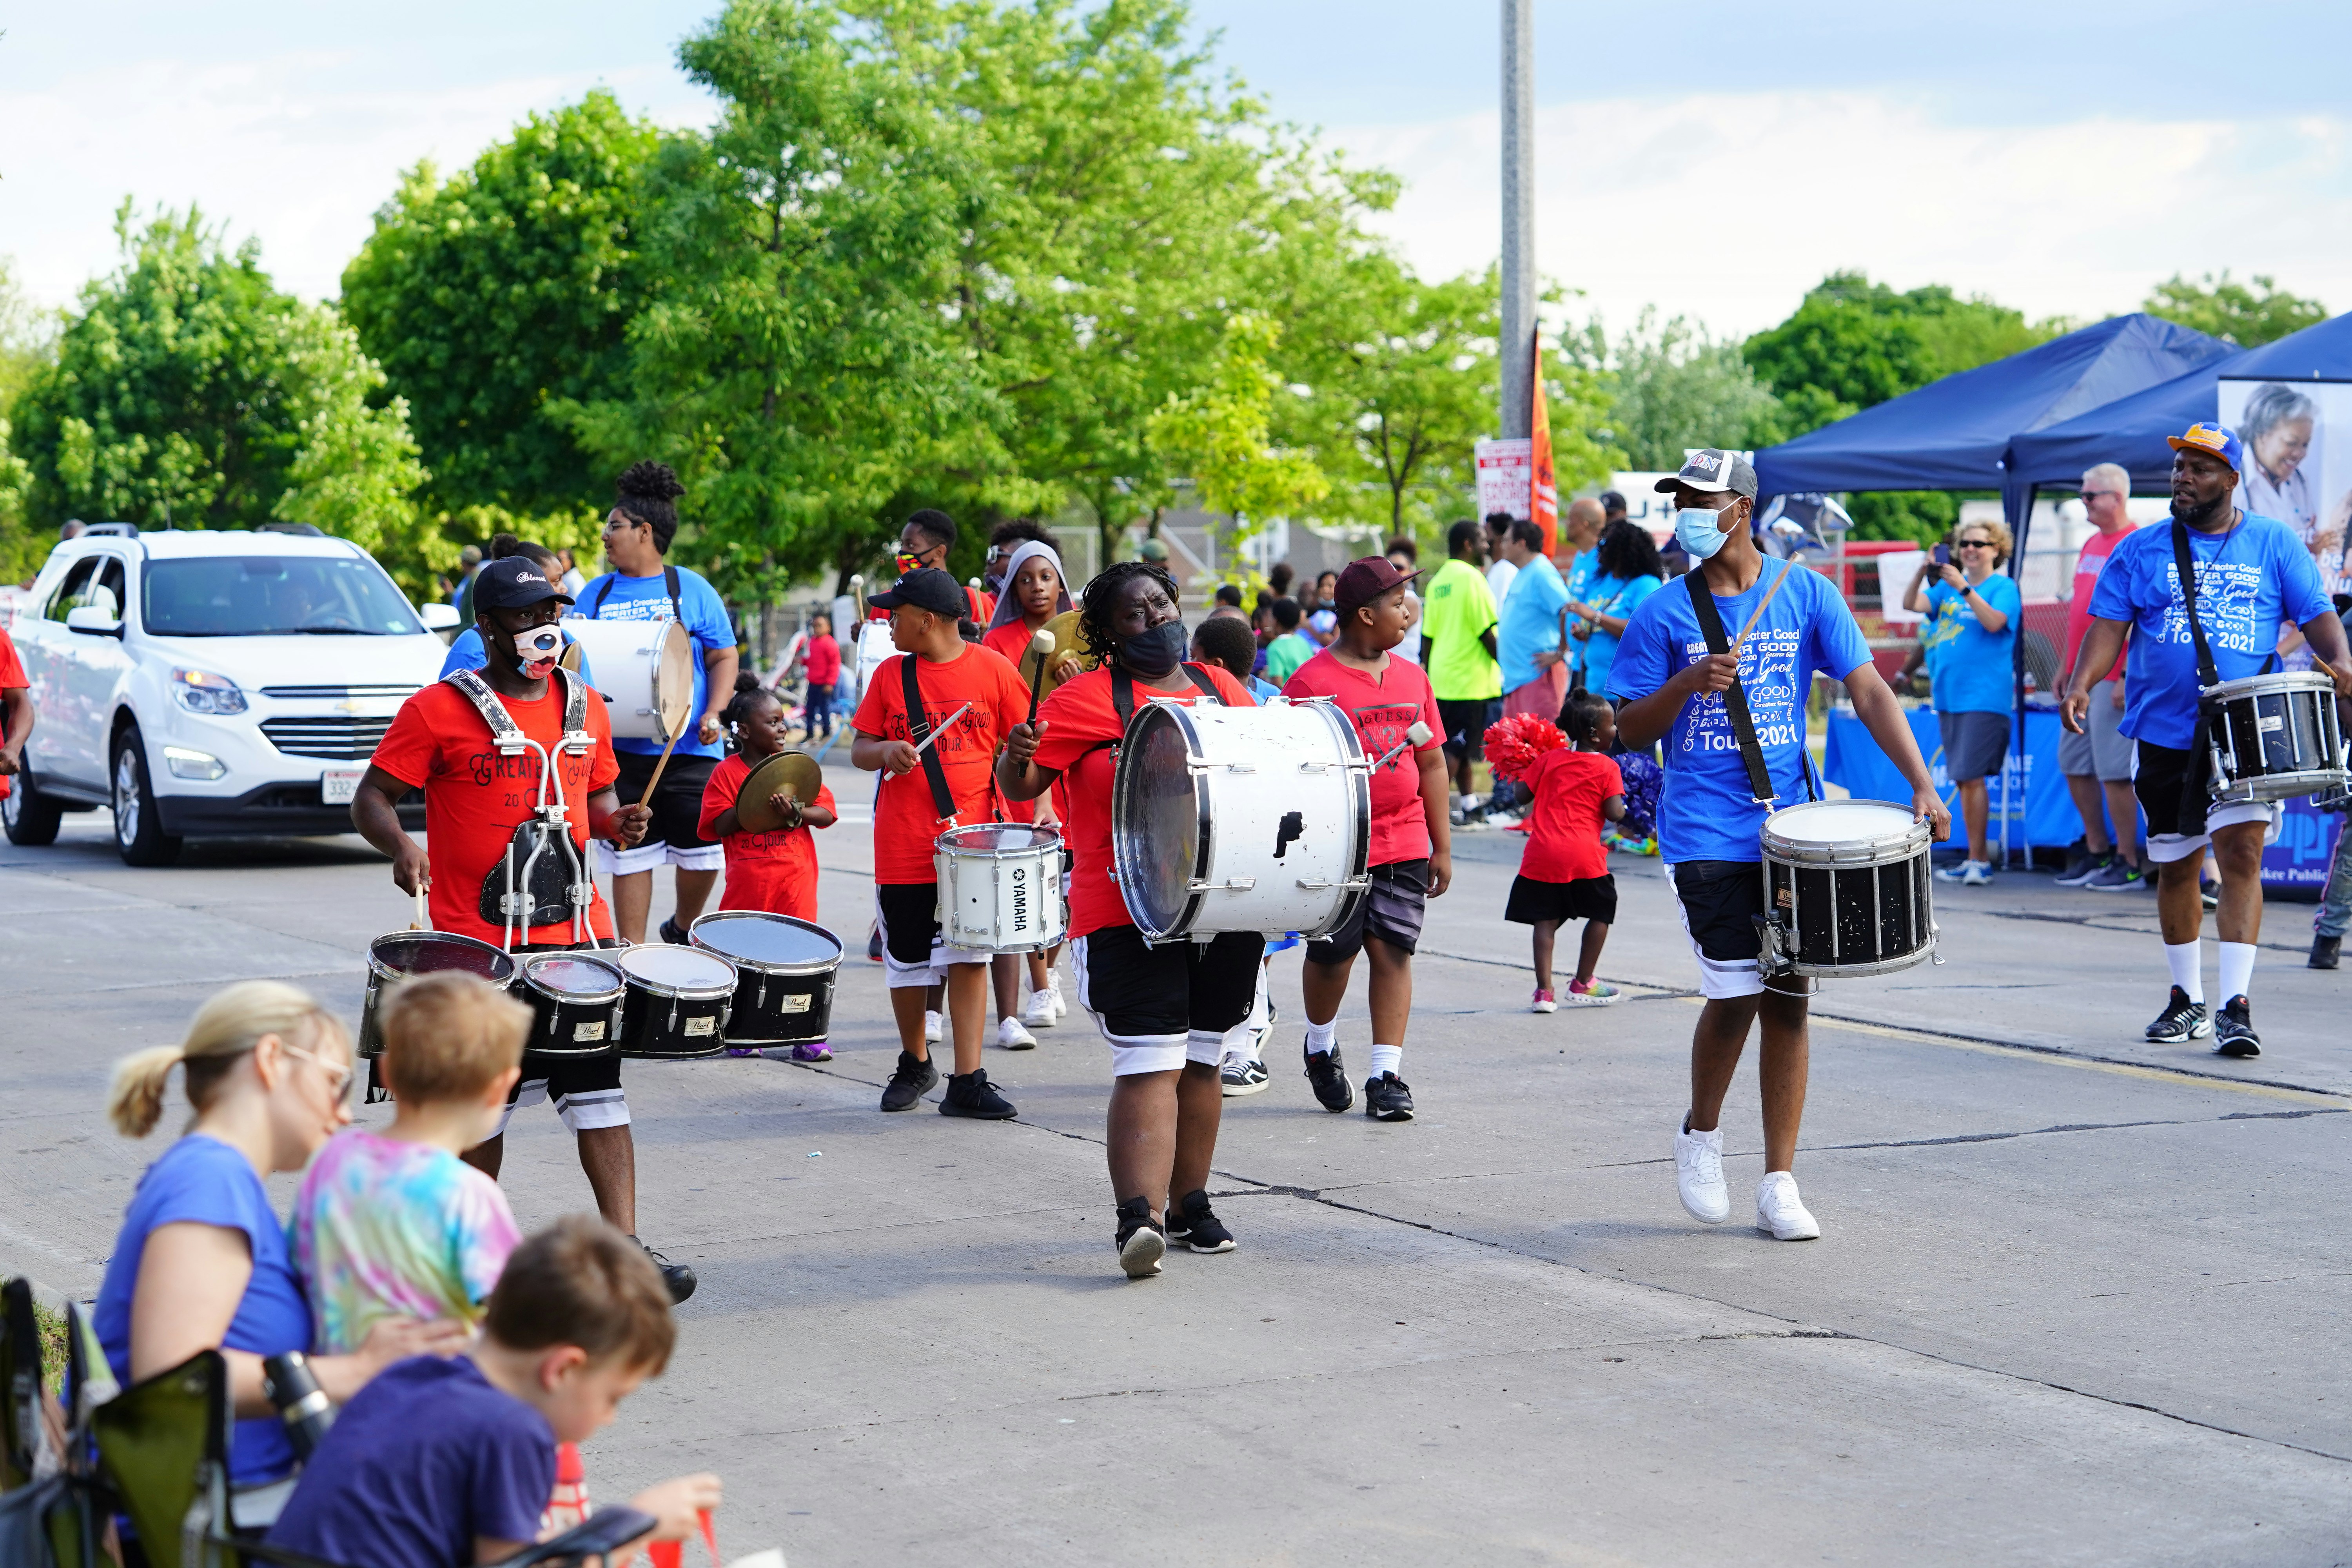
[869,567,966,617]
[473,556,573,611]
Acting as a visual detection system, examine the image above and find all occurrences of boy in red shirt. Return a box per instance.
[850,568,1031,1118]
[1506,689,1627,1010]
[800,614,842,740]
[1282,557,1451,1121]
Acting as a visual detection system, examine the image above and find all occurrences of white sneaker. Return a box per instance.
[1023,988,1057,1028]
[1049,980,1068,1020]
[1755,1171,1821,1241]
[997,1015,1036,1050]
[923,1009,943,1044]
[1674,1123,1730,1224]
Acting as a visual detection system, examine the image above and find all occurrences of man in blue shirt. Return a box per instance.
[2067,422,2352,1058]
[567,461,740,946]
[1496,519,1570,721]
[1611,449,1945,1244]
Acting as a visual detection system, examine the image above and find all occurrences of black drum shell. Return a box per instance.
[517,955,625,1059]
[1763,850,1935,977]
[689,912,844,1045]
[618,983,733,1059]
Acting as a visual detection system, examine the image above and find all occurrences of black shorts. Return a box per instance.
[1505,873,1617,926]
[874,881,985,987]
[1071,924,1265,1039]
[2133,739,2198,839]
[1306,859,1428,964]
[612,750,717,851]
[1437,699,1488,760]
[1672,860,1764,962]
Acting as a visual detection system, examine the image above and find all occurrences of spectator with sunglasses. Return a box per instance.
[1904,518,2020,886]
[892,509,996,624]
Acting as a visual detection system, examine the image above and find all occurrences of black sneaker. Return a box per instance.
[867,926,884,962]
[2312,935,2341,970]
[2144,985,2212,1044]
[1363,1072,1415,1122]
[2200,877,2221,911]
[880,1050,938,1111]
[659,916,689,945]
[1304,1042,1354,1112]
[939,1068,1017,1119]
[1166,1189,1236,1254]
[2213,995,2261,1058]
[637,1239,697,1304]
[2053,839,2098,886]
[1114,1197,1165,1278]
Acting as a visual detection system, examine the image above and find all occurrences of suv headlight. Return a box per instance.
[171,668,248,715]
[162,746,227,781]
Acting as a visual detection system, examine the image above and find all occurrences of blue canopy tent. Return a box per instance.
[1754,312,2231,497]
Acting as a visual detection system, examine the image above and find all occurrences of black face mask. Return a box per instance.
[1120,618,1188,678]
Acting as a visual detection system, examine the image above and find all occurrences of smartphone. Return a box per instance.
[493,1506,659,1566]
[1931,544,1951,567]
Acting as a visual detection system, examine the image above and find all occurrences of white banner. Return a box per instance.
[1609,472,1680,546]
[2219,378,2352,596]
[1474,438,1532,521]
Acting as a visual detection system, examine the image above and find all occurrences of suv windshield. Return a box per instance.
[143,556,424,637]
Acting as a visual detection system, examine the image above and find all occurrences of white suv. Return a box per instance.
[5,526,458,864]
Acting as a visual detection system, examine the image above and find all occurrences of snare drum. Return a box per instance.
[559,618,694,743]
[517,952,626,1057]
[1758,800,1936,979]
[936,824,1067,952]
[851,619,896,704]
[1112,697,1370,942]
[358,932,517,1058]
[689,911,843,1045]
[616,944,738,1058]
[2206,670,2348,805]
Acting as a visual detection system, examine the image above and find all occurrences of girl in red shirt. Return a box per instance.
[978,540,1079,1043]
[1504,689,1628,1012]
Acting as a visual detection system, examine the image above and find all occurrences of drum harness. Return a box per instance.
[1683,561,1831,993]
[445,666,596,951]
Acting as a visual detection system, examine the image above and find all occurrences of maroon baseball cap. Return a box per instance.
[1333,555,1419,614]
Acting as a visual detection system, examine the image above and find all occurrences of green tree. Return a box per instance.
[13,207,442,587]
[1147,312,1330,539]
[1569,309,1784,471]
[341,91,662,528]
[0,258,58,581]
[2144,270,2327,348]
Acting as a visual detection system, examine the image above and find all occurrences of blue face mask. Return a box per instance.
[1673,503,1736,561]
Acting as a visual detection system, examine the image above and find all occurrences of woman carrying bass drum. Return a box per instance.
[995,559,1262,1281]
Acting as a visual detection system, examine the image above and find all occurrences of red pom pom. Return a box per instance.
[1482,713,1566,781]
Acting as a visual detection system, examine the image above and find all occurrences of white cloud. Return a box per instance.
[1333,91,2352,339]
[0,54,714,310]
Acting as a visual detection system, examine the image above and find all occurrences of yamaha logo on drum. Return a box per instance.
[1011,864,1029,931]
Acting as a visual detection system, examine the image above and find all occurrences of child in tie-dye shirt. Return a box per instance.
[291,972,529,1353]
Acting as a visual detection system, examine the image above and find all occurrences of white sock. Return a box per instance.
[2165,941,2203,1004]
[1369,1044,1402,1078]
[1305,1017,1338,1054]
[2218,941,2256,1005]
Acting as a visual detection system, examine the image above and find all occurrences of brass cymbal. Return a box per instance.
[1026,608,1087,695]
[736,750,823,833]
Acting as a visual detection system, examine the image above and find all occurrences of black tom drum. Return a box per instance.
[617,944,737,1059]
[688,911,843,1045]
[517,952,626,1057]
[359,932,517,1058]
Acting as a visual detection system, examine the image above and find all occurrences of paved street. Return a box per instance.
[5,759,2349,1565]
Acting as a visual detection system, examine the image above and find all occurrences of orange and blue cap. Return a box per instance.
[2165,421,2243,472]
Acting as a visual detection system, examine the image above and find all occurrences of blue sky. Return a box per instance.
[5,2,2347,337]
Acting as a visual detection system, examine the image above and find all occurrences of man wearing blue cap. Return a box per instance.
[2065,422,2352,1058]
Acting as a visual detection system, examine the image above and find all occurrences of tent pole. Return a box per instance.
[2005,482,2036,869]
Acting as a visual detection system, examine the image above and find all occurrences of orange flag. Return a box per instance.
[1528,328,1558,557]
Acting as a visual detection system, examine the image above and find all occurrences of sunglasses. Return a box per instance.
[2076,491,2121,503]
[1956,540,1994,550]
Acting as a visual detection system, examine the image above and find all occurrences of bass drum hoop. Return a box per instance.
[1111,701,1212,943]
[365,930,514,986]
[687,911,844,978]
[519,953,626,1007]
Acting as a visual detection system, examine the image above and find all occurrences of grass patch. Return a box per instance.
[33,1298,69,1394]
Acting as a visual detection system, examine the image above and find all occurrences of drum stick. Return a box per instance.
[1372,720,1434,771]
[638,722,685,808]
[1024,626,1056,723]
[911,703,972,759]
[410,882,429,931]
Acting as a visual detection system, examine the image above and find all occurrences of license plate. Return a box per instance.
[321,768,364,805]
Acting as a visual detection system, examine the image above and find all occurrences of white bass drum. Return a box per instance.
[1111,697,1369,942]
[560,617,693,742]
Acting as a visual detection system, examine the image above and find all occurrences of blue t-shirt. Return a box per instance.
[1497,554,1571,691]
[267,1355,555,1568]
[94,1134,313,1485]
[2088,512,2328,750]
[1579,572,1661,700]
[1559,550,1599,671]
[1923,573,2021,715]
[1607,561,1872,864]
[565,566,735,758]
[439,626,596,686]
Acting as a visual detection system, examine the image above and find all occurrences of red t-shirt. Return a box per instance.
[850,644,1031,884]
[0,626,25,801]
[2066,524,2136,678]
[1282,648,1443,866]
[803,634,841,686]
[1517,748,1623,883]
[370,675,620,945]
[697,753,836,920]
[1031,662,1256,941]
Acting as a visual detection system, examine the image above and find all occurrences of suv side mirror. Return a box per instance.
[417,603,461,631]
[64,605,123,637]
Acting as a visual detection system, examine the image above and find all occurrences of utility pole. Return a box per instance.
[1499,0,1535,441]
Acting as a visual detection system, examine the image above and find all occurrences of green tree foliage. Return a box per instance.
[2144,270,2327,349]
[1147,313,1329,536]
[341,91,662,527]
[1568,309,1783,472]
[13,207,443,589]
[0,258,57,581]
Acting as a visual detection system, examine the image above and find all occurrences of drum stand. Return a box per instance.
[493,733,595,954]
